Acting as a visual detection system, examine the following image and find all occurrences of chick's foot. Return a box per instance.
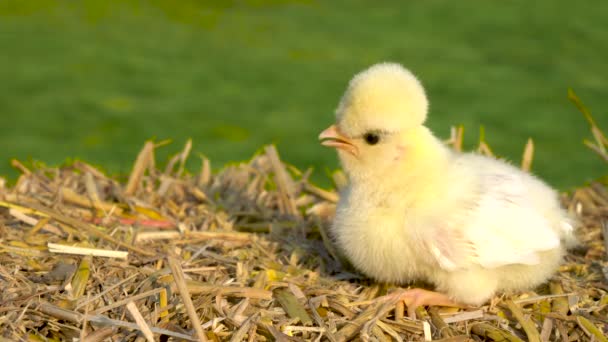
[380,288,468,319]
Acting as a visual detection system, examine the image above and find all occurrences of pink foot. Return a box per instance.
[379,288,469,319]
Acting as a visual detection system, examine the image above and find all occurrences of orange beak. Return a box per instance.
[319,125,358,156]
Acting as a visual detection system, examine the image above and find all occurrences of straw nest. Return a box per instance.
[1,95,607,342]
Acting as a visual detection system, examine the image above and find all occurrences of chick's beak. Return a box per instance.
[319,125,358,156]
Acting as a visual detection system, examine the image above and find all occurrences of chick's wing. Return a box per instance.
[420,171,561,271]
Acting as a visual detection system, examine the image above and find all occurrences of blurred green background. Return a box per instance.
[1,0,606,189]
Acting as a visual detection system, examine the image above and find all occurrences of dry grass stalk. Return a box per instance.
[505,299,541,342]
[477,126,495,157]
[7,206,62,235]
[569,89,608,162]
[576,315,608,342]
[61,186,122,214]
[83,326,117,342]
[470,323,525,342]
[198,156,212,186]
[521,138,534,172]
[428,307,455,338]
[442,309,484,324]
[91,288,165,315]
[445,125,464,152]
[540,317,554,342]
[273,287,313,325]
[70,255,91,299]
[125,140,155,195]
[47,243,128,259]
[264,145,299,217]
[135,230,252,243]
[179,281,273,300]
[167,254,209,342]
[126,301,155,342]
[304,183,339,203]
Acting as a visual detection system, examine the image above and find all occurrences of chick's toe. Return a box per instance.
[380,288,469,319]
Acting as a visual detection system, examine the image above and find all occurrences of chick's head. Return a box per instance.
[337,63,428,133]
[320,63,432,181]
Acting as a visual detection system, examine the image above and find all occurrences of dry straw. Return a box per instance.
[0,92,606,341]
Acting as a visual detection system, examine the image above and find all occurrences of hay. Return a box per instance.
[1,106,607,341]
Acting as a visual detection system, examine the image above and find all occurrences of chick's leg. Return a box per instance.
[381,288,468,319]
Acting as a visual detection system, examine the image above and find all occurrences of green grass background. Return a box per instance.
[1,0,607,189]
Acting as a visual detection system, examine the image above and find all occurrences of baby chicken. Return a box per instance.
[319,63,576,316]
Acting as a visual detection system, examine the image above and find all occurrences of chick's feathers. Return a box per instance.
[336,63,428,136]
[421,154,569,273]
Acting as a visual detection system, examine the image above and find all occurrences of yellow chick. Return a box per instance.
[319,62,577,316]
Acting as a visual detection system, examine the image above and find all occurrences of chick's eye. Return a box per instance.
[363,132,380,145]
